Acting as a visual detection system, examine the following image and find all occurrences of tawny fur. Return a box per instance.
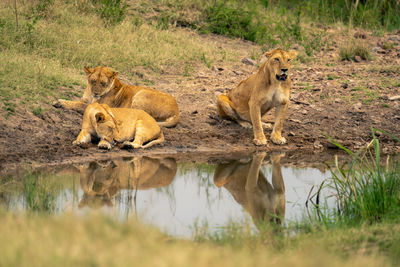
[213,152,285,226]
[217,49,297,145]
[73,102,164,150]
[57,66,180,127]
[77,157,177,208]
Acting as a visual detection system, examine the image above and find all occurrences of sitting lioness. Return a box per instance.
[73,102,164,150]
[213,152,285,226]
[57,66,180,127]
[217,49,297,145]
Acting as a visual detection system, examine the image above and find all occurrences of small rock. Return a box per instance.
[334,98,342,103]
[196,73,208,79]
[354,56,362,62]
[215,88,224,93]
[201,88,206,92]
[389,36,400,42]
[288,132,295,136]
[327,142,339,149]
[212,66,224,71]
[241,58,256,66]
[372,47,381,53]
[354,32,366,39]
[290,119,302,123]
[207,104,216,110]
[341,83,348,89]
[191,110,198,115]
[353,102,362,110]
[314,140,323,149]
[389,95,400,101]
[233,70,243,75]
[301,110,308,115]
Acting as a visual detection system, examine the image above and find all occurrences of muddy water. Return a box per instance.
[0,153,333,238]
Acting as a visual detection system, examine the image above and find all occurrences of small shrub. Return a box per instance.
[32,106,43,116]
[339,40,371,61]
[204,1,256,41]
[93,0,128,26]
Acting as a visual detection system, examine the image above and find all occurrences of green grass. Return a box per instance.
[0,0,236,116]
[269,0,400,31]
[314,131,400,226]
[339,39,372,61]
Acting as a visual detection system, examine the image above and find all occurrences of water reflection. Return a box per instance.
[214,152,285,227]
[0,154,331,238]
[78,157,177,208]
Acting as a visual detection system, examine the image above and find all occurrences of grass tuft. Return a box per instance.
[313,130,400,225]
[339,39,372,61]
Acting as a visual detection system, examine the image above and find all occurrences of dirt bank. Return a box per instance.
[1,30,400,174]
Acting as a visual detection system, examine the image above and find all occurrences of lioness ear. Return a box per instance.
[111,71,118,78]
[288,50,298,59]
[84,66,94,75]
[95,112,105,123]
[262,51,274,59]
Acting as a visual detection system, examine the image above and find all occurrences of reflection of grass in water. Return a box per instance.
[22,171,62,213]
[179,163,218,209]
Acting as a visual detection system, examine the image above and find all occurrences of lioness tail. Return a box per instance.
[157,113,180,128]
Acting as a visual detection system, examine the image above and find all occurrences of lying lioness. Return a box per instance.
[73,102,164,150]
[57,66,180,127]
[77,157,177,208]
[217,49,297,145]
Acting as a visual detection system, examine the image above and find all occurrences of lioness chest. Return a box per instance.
[259,84,289,115]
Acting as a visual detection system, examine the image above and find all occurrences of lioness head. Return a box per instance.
[262,49,297,82]
[90,103,118,142]
[84,66,119,98]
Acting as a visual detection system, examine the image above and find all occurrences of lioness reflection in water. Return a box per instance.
[77,157,177,208]
[214,152,285,227]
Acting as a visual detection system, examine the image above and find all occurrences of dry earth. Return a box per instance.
[1,29,400,173]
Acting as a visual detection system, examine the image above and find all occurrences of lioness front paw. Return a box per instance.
[270,133,287,145]
[253,137,267,146]
[98,140,112,150]
[72,140,82,146]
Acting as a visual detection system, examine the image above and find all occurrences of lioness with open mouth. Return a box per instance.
[217,49,297,145]
[73,102,164,150]
[56,66,180,127]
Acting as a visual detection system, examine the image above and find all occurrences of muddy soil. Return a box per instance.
[1,30,400,174]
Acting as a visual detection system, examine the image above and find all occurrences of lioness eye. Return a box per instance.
[287,59,291,62]
[90,79,96,84]
[274,58,280,62]
[101,81,106,86]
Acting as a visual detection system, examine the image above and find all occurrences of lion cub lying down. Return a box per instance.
[217,49,296,146]
[57,66,180,127]
[73,102,164,150]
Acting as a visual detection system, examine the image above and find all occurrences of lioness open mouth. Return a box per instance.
[276,74,287,81]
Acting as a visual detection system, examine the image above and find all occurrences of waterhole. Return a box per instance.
[0,153,333,238]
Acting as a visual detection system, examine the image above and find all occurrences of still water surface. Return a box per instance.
[1,153,333,238]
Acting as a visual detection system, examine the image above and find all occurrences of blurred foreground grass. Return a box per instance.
[0,210,398,267]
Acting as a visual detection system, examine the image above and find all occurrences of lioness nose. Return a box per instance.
[281,68,288,72]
